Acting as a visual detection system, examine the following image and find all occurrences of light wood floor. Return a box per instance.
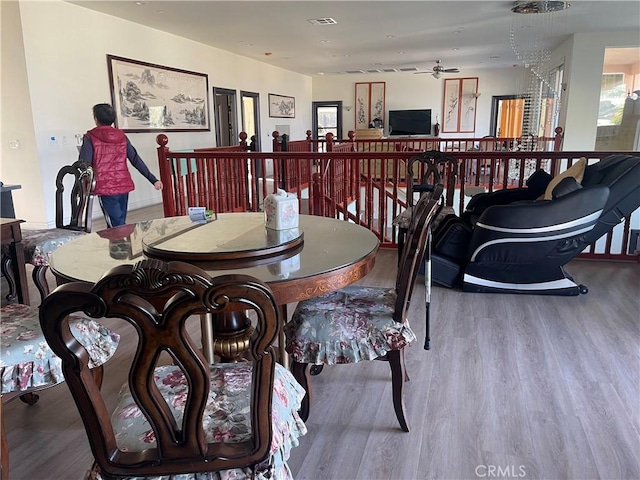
[2,204,639,480]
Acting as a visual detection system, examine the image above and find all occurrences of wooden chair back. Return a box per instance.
[39,260,280,478]
[55,160,95,233]
[406,151,457,208]
[395,183,443,322]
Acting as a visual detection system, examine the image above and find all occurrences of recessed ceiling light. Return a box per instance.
[156,10,164,14]
[386,35,396,39]
[135,2,146,5]
[452,47,459,51]
[320,40,330,44]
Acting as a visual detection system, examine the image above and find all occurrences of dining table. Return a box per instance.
[49,213,380,364]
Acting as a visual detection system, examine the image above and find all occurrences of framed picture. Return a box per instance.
[460,78,479,132]
[355,82,386,129]
[442,79,461,133]
[106,55,210,132]
[268,94,295,118]
[442,77,479,133]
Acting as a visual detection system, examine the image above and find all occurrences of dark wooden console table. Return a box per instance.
[0,218,30,305]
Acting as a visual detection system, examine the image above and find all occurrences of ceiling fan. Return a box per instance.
[416,60,460,79]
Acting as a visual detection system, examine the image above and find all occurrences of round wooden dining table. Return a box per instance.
[49,213,380,364]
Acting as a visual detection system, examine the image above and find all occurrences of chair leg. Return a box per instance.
[18,393,39,405]
[388,349,410,432]
[92,366,104,389]
[1,255,17,302]
[291,361,312,422]
[32,266,50,302]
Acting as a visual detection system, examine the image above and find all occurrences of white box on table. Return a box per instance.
[264,189,299,230]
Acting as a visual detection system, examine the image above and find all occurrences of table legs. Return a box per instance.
[199,305,290,368]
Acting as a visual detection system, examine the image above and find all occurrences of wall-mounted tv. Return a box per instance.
[388,109,432,136]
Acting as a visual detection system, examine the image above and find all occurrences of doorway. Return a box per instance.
[240,91,261,151]
[490,95,526,138]
[213,87,238,146]
[312,101,343,141]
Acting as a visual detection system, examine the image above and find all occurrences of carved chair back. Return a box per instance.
[55,160,95,233]
[39,260,280,478]
[406,151,457,207]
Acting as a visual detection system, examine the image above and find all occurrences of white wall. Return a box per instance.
[1,1,46,222]
[9,0,312,228]
[312,67,525,139]
[559,30,640,150]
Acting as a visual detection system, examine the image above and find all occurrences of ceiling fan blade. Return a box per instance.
[443,68,460,73]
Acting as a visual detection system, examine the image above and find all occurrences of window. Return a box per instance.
[598,73,626,126]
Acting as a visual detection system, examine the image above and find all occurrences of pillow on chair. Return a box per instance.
[543,157,587,200]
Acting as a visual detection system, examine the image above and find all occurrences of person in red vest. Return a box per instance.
[79,103,163,227]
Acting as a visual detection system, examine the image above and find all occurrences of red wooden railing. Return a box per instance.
[156,133,638,262]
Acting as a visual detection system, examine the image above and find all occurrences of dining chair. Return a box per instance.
[1,160,95,302]
[284,186,444,432]
[39,259,307,479]
[0,303,120,480]
[393,151,456,262]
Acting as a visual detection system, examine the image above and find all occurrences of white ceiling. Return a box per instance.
[68,1,640,75]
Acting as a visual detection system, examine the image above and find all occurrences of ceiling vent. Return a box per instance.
[345,70,366,74]
[307,18,338,26]
[511,1,570,14]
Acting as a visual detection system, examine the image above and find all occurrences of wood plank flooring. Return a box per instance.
[2,204,639,480]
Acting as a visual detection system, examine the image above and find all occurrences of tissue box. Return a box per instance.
[264,189,299,230]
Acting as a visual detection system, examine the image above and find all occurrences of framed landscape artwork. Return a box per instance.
[269,94,295,118]
[442,77,479,133]
[107,55,210,132]
[355,82,386,129]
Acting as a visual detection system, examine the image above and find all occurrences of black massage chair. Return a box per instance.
[431,154,640,295]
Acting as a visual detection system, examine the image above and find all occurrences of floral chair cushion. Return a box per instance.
[283,285,417,365]
[0,303,120,394]
[89,363,307,480]
[393,205,454,231]
[1,228,86,266]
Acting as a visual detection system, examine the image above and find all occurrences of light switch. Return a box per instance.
[9,140,20,149]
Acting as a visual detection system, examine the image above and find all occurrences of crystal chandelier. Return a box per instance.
[510,1,570,137]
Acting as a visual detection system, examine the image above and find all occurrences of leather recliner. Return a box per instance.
[431,154,640,295]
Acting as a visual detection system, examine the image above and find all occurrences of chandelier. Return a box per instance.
[509,1,570,136]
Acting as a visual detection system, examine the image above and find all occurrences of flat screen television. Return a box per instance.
[388,109,432,136]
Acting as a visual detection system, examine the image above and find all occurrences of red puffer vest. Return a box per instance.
[86,126,135,196]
